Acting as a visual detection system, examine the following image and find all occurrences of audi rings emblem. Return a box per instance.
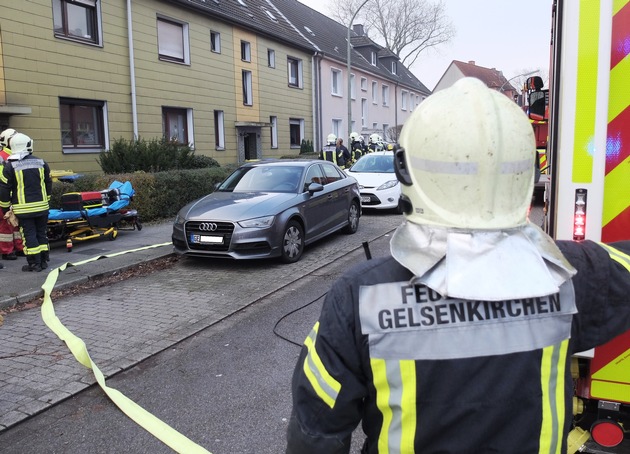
[199,222,218,232]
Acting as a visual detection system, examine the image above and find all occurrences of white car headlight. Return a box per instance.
[377,180,399,190]
[174,214,185,225]
[238,215,275,229]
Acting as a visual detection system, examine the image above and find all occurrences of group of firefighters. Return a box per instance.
[319,132,391,168]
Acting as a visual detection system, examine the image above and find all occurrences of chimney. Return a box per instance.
[353,24,364,36]
[468,60,475,65]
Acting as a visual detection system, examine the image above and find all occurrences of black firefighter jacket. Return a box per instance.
[287,240,630,454]
[0,154,52,217]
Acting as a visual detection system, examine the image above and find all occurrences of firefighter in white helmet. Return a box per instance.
[0,128,25,263]
[287,77,630,453]
[319,133,338,165]
[349,131,364,163]
[0,133,52,272]
[367,133,383,153]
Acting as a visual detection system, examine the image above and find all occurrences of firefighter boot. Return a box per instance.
[40,250,50,270]
[22,253,43,272]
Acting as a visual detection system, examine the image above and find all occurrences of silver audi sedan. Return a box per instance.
[172,159,361,263]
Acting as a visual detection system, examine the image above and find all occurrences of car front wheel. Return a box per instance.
[280,220,304,263]
[343,201,360,234]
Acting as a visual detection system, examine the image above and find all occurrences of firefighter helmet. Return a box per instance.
[350,131,361,142]
[326,133,337,145]
[8,132,33,154]
[395,77,536,229]
[0,128,17,149]
[369,133,380,144]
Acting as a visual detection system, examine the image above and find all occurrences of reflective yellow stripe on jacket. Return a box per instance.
[598,243,630,272]
[538,340,568,454]
[12,167,49,215]
[371,359,417,454]
[303,322,341,409]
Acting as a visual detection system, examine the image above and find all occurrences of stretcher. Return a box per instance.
[47,181,142,245]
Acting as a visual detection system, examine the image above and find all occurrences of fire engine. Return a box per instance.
[529,1,630,452]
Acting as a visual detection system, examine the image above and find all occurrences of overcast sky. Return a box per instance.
[297,0,553,91]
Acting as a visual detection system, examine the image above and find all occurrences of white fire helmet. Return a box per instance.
[0,128,17,149]
[349,131,361,142]
[8,132,34,154]
[369,133,380,144]
[395,77,536,229]
[326,133,337,145]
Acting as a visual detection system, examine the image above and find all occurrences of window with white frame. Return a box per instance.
[242,70,253,105]
[210,31,221,53]
[383,123,389,140]
[372,122,378,130]
[361,98,367,128]
[268,49,275,68]
[361,77,367,91]
[289,118,304,147]
[351,74,356,99]
[53,0,101,45]
[391,61,397,74]
[157,17,189,64]
[371,51,377,66]
[241,41,251,62]
[214,110,225,149]
[288,57,303,88]
[270,116,278,148]
[401,90,408,110]
[59,97,106,152]
[382,85,390,106]
[351,120,356,132]
[163,107,192,144]
[371,81,378,104]
[331,68,342,96]
[332,119,342,138]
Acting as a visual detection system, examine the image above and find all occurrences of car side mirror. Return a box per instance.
[307,182,324,194]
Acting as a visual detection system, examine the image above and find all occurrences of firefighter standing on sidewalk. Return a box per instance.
[286,78,630,453]
[0,132,52,272]
[0,128,24,263]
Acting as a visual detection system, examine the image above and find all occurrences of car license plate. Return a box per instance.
[191,234,223,244]
[361,196,371,203]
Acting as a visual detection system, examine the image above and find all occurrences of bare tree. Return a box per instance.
[333,0,454,69]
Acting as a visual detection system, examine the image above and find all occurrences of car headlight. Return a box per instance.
[174,214,185,226]
[238,215,275,229]
[377,180,399,190]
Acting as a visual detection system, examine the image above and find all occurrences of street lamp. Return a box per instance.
[347,0,370,141]
[499,70,539,93]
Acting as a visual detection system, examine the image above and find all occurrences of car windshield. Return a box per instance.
[350,154,394,173]
[217,165,304,193]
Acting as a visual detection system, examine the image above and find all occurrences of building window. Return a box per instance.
[288,57,303,88]
[382,85,390,107]
[331,68,342,96]
[361,77,368,91]
[157,17,189,64]
[289,118,304,147]
[371,51,377,66]
[350,74,356,100]
[391,61,397,75]
[210,31,221,53]
[332,119,342,138]
[383,123,389,141]
[242,70,253,105]
[241,40,251,62]
[214,110,225,149]
[53,0,100,45]
[401,90,408,111]
[372,81,378,104]
[361,98,367,128]
[270,116,278,148]
[268,49,275,68]
[372,122,378,130]
[59,98,106,152]
[162,107,191,144]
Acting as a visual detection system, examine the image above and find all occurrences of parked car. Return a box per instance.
[172,159,361,263]
[345,151,402,212]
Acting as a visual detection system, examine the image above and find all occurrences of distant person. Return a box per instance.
[335,138,350,168]
[0,128,24,262]
[0,133,52,272]
[286,77,630,453]
[319,133,338,166]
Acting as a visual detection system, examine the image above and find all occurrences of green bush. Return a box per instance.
[49,167,230,223]
[98,137,219,174]
[300,139,314,154]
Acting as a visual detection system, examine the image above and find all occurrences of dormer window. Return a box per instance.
[371,51,377,66]
[391,61,397,74]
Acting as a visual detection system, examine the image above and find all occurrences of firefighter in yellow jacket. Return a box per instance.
[286,78,630,453]
[0,133,52,272]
